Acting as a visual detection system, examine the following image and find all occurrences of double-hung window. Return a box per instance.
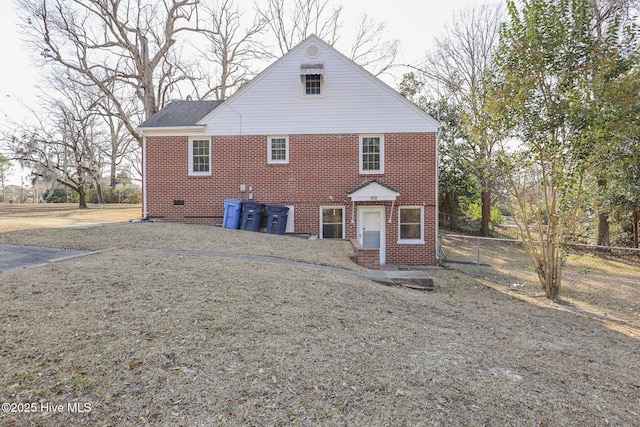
[359,135,384,174]
[398,206,424,243]
[189,138,211,176]
[268,136,289,164]
[320,207,345,239]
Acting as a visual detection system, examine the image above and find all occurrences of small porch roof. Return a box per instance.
[347,180,400,202]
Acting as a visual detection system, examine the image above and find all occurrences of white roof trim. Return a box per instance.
[348,181,400,202]
[138,125,205,131]
[137,126,206,137]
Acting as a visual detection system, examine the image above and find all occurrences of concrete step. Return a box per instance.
[366,270,435,290]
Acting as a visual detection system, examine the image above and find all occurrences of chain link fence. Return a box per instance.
[438,233,640,329]
[439,234,533,285]
[439,233,640,286]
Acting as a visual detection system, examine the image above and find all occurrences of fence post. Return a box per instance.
[437,234,445,264]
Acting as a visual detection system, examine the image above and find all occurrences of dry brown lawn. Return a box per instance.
[1,205,639,426]
[0,204,142,234]
[441,234,640,338]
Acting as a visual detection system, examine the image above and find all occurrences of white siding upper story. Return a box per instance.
[198,35,440,136]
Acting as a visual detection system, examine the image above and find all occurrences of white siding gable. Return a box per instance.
[198,35,439,136]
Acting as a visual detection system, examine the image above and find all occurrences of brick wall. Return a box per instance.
[145,132,437,265]
[350,239,380,270]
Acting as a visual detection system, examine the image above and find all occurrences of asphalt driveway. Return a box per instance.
[0,244,89,272]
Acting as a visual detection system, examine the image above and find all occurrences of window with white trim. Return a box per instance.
[304,74,322,95]
[359,135,384,174]
[320,207,345,239]
[268,136,289,164]
[398,206,424,243]
[189,138,211,175]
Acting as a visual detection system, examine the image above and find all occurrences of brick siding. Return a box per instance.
[145,132,437,265]
[350,239,380,269]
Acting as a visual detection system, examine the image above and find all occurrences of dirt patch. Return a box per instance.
[1,207,639,425]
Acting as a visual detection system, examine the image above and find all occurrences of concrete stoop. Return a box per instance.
[365,270,435,290]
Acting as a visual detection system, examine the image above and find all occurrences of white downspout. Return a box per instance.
[435,127,441,263]
[142,135,148,219]
[350,199,355,224]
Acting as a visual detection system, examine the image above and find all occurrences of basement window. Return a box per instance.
[320,207,345,239]
[398,206,424,244]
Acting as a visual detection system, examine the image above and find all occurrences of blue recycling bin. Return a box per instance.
[266,205,289,235]
[222,199,243,229]
[240,202,265,232]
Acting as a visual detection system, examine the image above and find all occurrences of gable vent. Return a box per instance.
[306,44,319,58]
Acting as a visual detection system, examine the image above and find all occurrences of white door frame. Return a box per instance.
[358,206,386,264]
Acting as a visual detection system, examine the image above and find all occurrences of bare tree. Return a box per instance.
[259,0,342,56]
[0,154,11,203]
[4,72,108,208]
[418,3,505,237]
[16,0,199,142]
[191,0,269,100]
[258,0,397,76]
[349,13,398,77]
[591,0,639,35]
[92,85,140,187]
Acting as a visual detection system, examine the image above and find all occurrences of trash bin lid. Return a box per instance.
[266,205,289,214]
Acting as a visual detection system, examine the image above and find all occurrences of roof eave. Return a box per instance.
[137,125,207,135]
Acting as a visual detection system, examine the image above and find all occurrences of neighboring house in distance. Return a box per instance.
[138,35,440,267]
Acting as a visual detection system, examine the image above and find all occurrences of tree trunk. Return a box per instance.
[139,32,158,120]
[480,189,491,237]
[544,274,561,300]
[95,181,105,204]
[633,210,639,248]
[597,179,610,246]
[110,156,117,188]
[78,188,88,209]
[597,211,610,246]
[443,191,459,230]
[539,235,563,301]
[451,194,459,230]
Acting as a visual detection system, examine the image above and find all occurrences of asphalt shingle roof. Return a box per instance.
[138,100,221,128]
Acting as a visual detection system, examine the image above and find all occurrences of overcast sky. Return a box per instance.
[0,0,491,183]
[0,0,490,107]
